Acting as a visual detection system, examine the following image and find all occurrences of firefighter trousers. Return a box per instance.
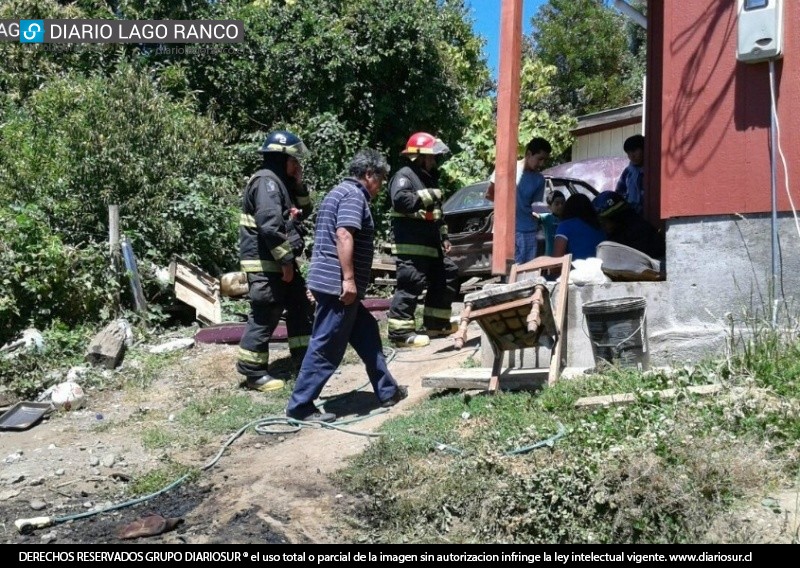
[387,254,460,342]
[236,271,313,377]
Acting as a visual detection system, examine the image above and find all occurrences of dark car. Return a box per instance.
[443,156,628,277]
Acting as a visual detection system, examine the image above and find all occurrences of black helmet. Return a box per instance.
[259,130,309,159]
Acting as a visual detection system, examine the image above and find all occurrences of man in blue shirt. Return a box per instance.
[615,134,645,216]
[286,149,407,423]
[486,137,552,264]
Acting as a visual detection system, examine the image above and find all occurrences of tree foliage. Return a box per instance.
[0,0,491,340]
[0,204,116,344]
[0,66,240,273]
[442,58,577,188]
[531,0,644,116]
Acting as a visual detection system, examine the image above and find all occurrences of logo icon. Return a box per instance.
[20,20,45,43]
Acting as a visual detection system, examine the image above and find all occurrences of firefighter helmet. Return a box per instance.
[400,132,450,156]
[259,130,309,159]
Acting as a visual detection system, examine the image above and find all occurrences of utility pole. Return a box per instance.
[492,0,523,275]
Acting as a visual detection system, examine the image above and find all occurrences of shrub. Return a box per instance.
[0,65,240,275]
[0,204,116,345]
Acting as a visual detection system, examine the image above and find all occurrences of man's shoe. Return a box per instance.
[391,334,430,348]
[424,322,459,338]
[381,385,409,408]
[286,407,336,423]
[246,375,285,392]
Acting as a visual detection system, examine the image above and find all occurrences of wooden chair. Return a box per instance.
[453,255,572,393]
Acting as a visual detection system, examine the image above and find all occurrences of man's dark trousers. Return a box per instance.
[287,292,398,416]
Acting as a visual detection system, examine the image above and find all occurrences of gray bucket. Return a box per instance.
[582,297,649,371]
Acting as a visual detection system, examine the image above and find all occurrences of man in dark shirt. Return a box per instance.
[286,149,407,423]
[593,191,665,259]
[615,134,645,215]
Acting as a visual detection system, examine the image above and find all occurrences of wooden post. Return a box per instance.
[108,204,121,308]
[492,0,523,275]
[108,205,120,263]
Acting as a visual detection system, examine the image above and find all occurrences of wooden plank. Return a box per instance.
[170,256,221,325]
[574,384,723,409]
[371,261,396,272]
[422,367,548,391]
[548,255,571,386]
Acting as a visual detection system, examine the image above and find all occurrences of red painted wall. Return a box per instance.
[650,0,800,219]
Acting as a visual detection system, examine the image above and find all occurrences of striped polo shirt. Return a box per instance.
[307,177,375,298]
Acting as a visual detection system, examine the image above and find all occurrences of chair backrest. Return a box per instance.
[508,255,573,283]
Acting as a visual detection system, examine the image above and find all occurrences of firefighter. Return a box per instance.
[237,130,314,391]
[387,132,460,347]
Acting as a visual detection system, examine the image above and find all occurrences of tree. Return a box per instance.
[145,0,487,161]
[442,57,576,188]
[531,0,642,117]
[0,66,240,274]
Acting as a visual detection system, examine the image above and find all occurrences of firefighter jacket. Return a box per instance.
[389,165,449,258]
[239,169,311,274]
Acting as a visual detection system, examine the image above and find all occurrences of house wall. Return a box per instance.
[653,0,800,219]
[476,1,800,374]
[573,123,642,161]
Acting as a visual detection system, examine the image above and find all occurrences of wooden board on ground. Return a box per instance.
[170,255,222,325]
[422,367,548,391]
[371,260,396,272]
[459,275,501,294]
[574,384,723,409]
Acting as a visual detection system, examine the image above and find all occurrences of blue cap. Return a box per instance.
[592,191,627,217]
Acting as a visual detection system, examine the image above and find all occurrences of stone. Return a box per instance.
[85,320,127,369]
[0,490,21,501]
[148,337,195,355]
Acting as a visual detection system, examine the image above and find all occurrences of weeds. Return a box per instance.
[178,392,285,436]
[127,460,199,497]
[335,311,800,544]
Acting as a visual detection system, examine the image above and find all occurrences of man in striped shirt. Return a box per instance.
[286,149,407,423]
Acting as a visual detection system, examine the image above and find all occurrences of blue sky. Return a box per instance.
[466,0,547,78]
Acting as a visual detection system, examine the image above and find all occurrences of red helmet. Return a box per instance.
[400,132,450,156]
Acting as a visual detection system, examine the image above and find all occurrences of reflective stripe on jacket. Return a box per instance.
[389,165,449,258]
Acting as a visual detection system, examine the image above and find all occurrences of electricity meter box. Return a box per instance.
[737,0,783,63]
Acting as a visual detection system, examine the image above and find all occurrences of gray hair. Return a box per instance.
[348,148,390,179]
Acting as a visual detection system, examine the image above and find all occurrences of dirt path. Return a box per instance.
[0,330,480,544]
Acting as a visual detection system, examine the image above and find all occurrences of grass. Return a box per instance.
[177,392,287,436]
[128,460,199,497]
[334,317,800,544]
[142,427,179,450]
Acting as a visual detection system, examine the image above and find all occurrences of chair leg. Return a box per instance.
[488,350,502,393]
